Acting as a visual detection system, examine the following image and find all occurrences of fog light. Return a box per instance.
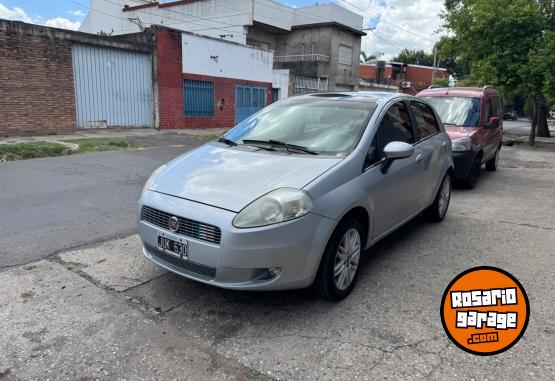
[268,267,281,278]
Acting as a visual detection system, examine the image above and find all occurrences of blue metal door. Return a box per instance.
[235,86,266,124]
[72,44,153,128]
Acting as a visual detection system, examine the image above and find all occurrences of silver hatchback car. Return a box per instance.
[138,92,453,300]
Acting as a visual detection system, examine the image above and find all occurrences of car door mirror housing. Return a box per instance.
[381,141,414,173]
[383,141,414,160]
[486,116,500,129]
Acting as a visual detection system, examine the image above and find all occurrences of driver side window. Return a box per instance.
[367,102,414,164]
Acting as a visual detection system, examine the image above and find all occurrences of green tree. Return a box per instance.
[441,0,553,144]
[391,49,434,66]
[434,36,471,78]
[432,77,450,87]
[360,51,383,63]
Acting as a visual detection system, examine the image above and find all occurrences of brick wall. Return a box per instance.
[156,28,273,129]
[0,22,76,136]
[360,63,450,92]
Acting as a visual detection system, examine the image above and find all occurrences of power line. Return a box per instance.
[95,0,249,35]
[337,0,438,44]
[368,29,403,53]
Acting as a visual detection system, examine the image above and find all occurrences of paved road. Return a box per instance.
[0,136,206,268]
[1,139,554,379]
[2,144,553,379]
[503,118,532,134]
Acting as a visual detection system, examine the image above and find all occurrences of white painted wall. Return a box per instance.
[272,69,290,100]
[80,0,363,40]
[182,33,273,83]
[293,3,362,30]
[80,0,251,44]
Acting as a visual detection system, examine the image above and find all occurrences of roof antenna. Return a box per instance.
[128,17,145,31]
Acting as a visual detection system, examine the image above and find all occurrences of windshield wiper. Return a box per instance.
[217,137,237,146]
[242,139,319,155]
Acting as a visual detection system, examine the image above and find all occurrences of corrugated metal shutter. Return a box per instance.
[72,44,153,128]
[235,86,266,124]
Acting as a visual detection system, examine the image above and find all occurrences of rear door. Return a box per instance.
[409,100,448,205]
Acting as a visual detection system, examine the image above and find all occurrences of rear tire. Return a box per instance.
[462,156,481,189]
[315,218,364,302]
[424,173,452,222]
[485,147,500,171]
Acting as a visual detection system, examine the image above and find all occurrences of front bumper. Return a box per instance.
[452,150,476,179]
[138,190,336,290]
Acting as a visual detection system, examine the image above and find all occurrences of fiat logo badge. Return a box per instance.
[168,216,179,232]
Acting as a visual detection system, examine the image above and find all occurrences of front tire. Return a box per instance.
[485,147,500,171]
[316,219,364,301]
[462,156,481,189]
[425,173,452,222]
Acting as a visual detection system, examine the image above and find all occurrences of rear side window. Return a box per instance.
[410,101,440,139]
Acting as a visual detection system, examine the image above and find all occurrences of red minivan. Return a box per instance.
[416,86,503,188]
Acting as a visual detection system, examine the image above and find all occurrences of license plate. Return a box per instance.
[157,234,188,260]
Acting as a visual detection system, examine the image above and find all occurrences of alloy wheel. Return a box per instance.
[334,228,361,290]
[438,176,451,217]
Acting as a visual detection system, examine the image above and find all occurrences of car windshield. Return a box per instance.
[224,97,377,156]
[423,96,481,127]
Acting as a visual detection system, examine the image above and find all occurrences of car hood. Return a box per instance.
[148,143,342,212]
[445,125,478,139]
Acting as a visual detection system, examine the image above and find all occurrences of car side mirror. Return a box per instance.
[381,141,414,173]
[486,116,500,129]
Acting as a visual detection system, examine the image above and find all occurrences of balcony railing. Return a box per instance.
[274,54,330,63]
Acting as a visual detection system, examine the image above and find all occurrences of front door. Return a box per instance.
[362,101,422,239]
[483,96,502,160]
[235,86,267,124]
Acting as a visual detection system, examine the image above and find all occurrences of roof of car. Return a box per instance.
[304,91,407,102]
[416,86,499,98]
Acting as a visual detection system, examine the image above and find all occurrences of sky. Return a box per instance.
[0,0,445,60]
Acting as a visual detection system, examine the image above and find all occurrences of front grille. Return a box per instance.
[144,243,217,279]
[140,206,222,244]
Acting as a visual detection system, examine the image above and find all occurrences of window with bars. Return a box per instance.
[184,80,214,117]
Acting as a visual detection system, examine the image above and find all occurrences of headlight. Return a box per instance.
[141,164,166,198]
[451,137,471,152]
[233,188,313,228]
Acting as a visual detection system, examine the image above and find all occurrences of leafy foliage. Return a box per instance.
[360,51,383,63]
[441,0,554,142]
[432,78,450,87]
[391,49,434,66]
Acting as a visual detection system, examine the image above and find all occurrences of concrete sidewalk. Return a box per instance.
[0,241,267,380]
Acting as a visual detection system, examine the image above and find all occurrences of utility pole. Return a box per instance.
[432,46,437,82]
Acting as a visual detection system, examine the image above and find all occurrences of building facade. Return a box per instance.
[80,0,365,94]
[0,19,275,136]
[157,27,273,129]
[0,19,154,136]
[359,61,450,94]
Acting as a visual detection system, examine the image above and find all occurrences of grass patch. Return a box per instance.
[0,142,69,161]
[63,138,148,153]
[202,134,220,141]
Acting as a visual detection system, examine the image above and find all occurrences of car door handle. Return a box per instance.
[441,141,448,152]
[415,154,423,162]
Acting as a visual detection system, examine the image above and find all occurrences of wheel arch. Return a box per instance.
[336,206,370,248]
